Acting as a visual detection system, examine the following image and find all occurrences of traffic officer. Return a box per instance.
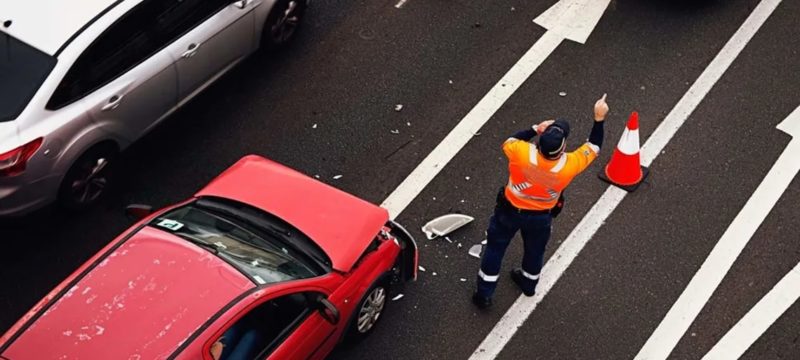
[473,94,609,309]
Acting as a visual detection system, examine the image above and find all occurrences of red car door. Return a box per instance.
[196,283,341,360]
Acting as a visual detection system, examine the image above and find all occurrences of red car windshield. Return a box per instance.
[150,202,326,285]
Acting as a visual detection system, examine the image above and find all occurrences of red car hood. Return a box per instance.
[2,227,254,360]
[196,155,389,272]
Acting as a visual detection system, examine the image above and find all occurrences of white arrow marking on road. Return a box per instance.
[473,0,781,359]
[703,262,800,359]
[380,0,611,220]
[638,102,800,360]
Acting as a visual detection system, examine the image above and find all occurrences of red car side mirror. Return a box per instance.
[316,297,340,325]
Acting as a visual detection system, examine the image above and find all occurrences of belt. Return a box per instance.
[497,187,551,215]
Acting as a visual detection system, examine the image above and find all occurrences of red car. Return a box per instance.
[0,156,418,360]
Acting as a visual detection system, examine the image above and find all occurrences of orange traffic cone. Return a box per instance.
[599,112,649,192]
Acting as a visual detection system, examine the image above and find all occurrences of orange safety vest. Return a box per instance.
[502,138,599,210]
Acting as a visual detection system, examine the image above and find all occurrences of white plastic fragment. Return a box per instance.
[418,266,426,272]
[406,122,411,126]
[448,80,453,84]
[314,174,320,179]
[421,214,475,240]
[460,278,467,282]
[481,239,488,245]
[457,243,463,248]
[312,123,317,129]
[432,272,437,276]
[468,244,483,259]
[392,294,404,301]
[559,91,567,97]
[390,129,400,134]
[332,175,343,180]
[465,176,470,180]
[395,104,403,112]
[444,236,453,243]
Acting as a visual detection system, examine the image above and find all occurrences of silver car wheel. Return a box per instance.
[356,286,386,334]
[270,1,300,44]
[70,158,109,205]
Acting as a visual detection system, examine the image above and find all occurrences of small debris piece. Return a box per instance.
[510,6,515,11]
[406,122,411,126]
[460,199,465,203]
[448,80,453,84]
[332,175,343,180]
[421,214,474,239]
[392,294,404,301]
[445,236,453,243]
[457,243,463,248]
[472,23,482,28]
[395,104,403,112]
[312,123,317,129]
[314,174,320,179]
[390,129,400,134]
[432,197,437,200]
[465,176,470,181]
[481,239,488,245]
[418,266,426,272]
[473,132,481,136]
[559,91,567,97]
[432,272,437,276]
[460,278,467,282]
[468,244,483,259]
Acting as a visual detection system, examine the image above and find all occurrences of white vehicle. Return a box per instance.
[0,0,307,216]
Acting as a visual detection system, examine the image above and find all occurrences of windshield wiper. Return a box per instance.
[179,235,220,255]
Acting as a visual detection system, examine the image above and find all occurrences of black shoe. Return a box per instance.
[511,269,536,297]
[472,292,493,309]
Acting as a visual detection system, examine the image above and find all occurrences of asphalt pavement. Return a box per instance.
[2,0,799,359]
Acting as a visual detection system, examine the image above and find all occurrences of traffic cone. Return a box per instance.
[599,111,649,192]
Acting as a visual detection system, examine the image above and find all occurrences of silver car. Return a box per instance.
[0,0,307,216]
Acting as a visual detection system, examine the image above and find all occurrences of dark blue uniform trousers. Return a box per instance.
[476,200,552,298]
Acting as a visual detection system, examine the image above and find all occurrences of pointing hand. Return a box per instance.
[594,93,609,122]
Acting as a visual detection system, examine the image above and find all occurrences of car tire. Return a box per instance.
[261,0,307,49]
[57,145,117,211]
[345,277,389,343]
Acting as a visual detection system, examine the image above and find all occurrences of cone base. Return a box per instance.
[598,166,649,192]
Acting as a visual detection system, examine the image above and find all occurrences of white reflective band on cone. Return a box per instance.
[479,270,499,282]
[616,128,640,155]
[522,270,540,280]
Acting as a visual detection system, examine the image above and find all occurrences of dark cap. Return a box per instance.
[538,118,571,159]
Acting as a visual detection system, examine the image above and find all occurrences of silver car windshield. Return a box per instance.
[150,205,323,285]
[0,32,56,122]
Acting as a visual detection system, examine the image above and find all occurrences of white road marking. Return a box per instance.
[472,0,782,358]
[637,100,800,360]
[702,261,800,360]
[394,0,409,9]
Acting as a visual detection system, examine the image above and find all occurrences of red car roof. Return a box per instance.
[2,227,254,360]
[196,155,389,272]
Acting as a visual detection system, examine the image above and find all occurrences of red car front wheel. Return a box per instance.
[347,279,389,342]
